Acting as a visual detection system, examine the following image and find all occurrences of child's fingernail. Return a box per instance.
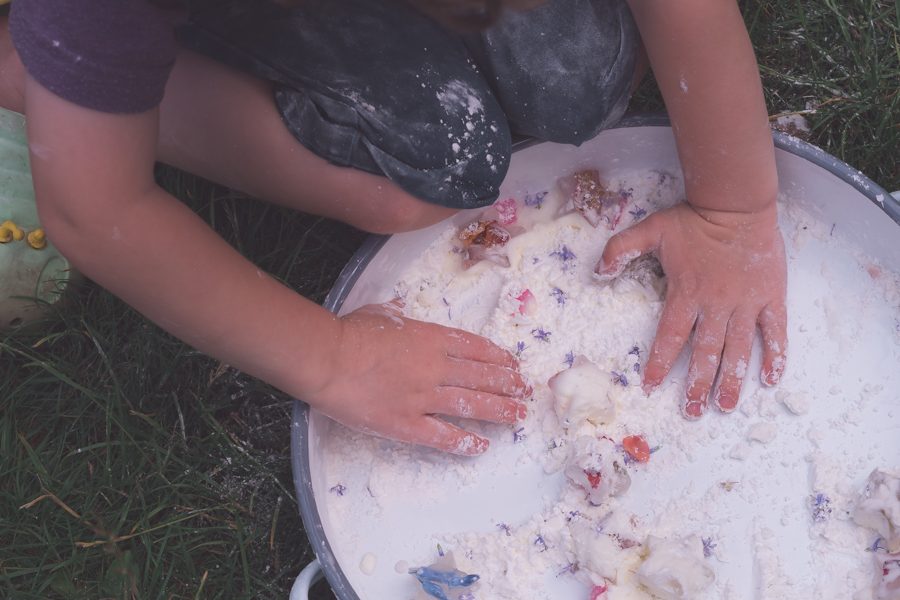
[682,399,705,420]
[459,435,489,455]
[715,391,738,413]
[763,368,782,387]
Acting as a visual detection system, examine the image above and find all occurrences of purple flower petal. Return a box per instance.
[532,328,551,342]
[550,245,577,262]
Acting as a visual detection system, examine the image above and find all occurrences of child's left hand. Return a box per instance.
[595,201,787,418]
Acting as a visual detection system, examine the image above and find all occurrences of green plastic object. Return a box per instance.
[0,107,74,330]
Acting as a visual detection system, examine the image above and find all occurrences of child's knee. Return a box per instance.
[472,0,640,145]
[275,81,512,212]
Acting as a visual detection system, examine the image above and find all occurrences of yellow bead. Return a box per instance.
[0,220,25,241]
[26,228,46,250]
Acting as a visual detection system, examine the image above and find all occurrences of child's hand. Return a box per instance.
[307,301,529,455]
[596,202,787,418]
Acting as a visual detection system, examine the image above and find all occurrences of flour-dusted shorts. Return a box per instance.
[179,0,640,209]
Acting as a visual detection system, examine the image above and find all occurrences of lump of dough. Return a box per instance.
[571,517,641,586]
[866,551,900,600]
[549,358,620,429]
[636,535,715,600]
[564,435,631,506]
[853,469,900,553]
[872,550,900,600]
[747,422,777,444]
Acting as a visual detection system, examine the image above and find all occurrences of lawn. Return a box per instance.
[1,1,897,599]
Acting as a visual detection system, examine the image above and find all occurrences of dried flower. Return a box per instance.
[611,371,628,386]
[459,219,510,248]
[513,427,526,443]
[551,245,577,262]
[810,492,833,522]
[524,190,549,208]
[515,289,536,315]
[437,543,445,557]
[702,537,717,558]
[629,206,648,220]
[868,537,886,552]
[622,435,651,463]
[550,287,567,305]
[531,328,551,342]
[329,484,347,496]
[498,523,512,536]
[566,510,582,523]
[534,535,547,552]
[564,351,575,367]
[495,197,518,225]
[628,345,641,357]
[590,585,609,600]
[515,341,526,356]
[557,562,578,576]
[612,533,640,550]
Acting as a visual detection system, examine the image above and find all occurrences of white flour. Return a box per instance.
[320,169,900,599]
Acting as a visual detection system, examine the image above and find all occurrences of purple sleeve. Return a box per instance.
[10,0,178,114]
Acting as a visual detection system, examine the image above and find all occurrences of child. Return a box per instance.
[2,0,786,454]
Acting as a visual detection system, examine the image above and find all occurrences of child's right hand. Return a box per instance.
[306,301,530,455]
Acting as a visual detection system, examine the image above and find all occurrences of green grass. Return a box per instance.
[747,0,899,191]
[2,2,897,599]
[1,173,363,599]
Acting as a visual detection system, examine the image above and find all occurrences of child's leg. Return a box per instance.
[174,0,511,218]
[464,0,643,144]
[157,49,458,234]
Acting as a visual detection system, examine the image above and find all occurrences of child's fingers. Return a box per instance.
[444,328,519,369]
[683,312,728,419]
[713,311,756,413]
[643,291,698,393]
[411,417,490,456]
[595,214,661,279]
[443,358,528,398]
[435,387,527,424]
[758,301,787,386]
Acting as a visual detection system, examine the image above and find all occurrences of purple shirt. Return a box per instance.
[10,0,179,113]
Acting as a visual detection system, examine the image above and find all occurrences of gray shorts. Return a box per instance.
[180,0,639,209]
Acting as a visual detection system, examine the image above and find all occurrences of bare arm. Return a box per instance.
[25,74,341,400]
[627,0,778,215]
[598,0,787,417]
[25,74,527,453]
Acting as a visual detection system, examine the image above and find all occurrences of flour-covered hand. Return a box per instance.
[596,202,787,418]
[307,301,529,454]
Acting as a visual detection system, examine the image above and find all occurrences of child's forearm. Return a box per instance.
[46,185,341,401]
[627,0,777,215]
